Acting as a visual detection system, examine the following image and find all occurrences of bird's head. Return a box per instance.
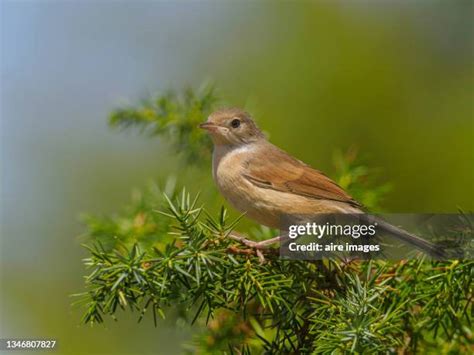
[199,108,265,146]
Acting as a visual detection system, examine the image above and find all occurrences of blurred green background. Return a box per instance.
[1,1,472,354]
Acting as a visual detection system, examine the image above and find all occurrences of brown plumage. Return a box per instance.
[243,142,362,209]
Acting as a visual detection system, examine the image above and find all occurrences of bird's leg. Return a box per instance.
[251,236,285,248]
[228,232,261,248]
[228,232,287,249]
[228,232,284,264]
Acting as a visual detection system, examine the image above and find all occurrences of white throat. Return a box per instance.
[212,143,255,181]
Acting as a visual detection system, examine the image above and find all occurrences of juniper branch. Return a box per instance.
[76,87,473,354]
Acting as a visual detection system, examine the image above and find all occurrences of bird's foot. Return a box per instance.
[228,233,284,264]
[229,233,282,249]
[248,236,283,248]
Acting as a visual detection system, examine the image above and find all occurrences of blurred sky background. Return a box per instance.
[1,1,473,354]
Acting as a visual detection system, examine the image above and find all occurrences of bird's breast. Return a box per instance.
[213,145,253,210]
[211,144,355,230]
[212,145,284,229]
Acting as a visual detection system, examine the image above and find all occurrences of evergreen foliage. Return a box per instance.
[75,88,473,354]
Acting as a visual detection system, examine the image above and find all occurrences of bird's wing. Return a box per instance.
[243,143,362,208]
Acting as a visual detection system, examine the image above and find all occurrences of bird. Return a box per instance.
[199,107,443,257]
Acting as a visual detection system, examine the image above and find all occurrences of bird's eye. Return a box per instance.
[231,119,241,128]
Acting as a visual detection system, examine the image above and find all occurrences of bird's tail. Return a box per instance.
[361,215,446,259]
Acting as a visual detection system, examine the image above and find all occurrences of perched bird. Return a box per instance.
[199,108,442,257]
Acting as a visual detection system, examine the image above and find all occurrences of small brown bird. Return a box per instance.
[200,108,442,256]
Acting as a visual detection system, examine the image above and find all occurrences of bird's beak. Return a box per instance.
[199,122,218,131]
